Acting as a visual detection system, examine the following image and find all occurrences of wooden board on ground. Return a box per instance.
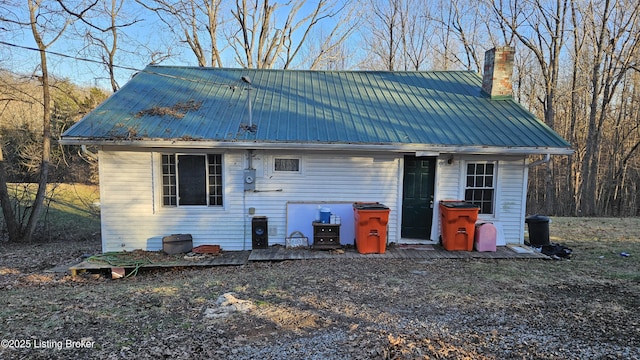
[69,246,547,276]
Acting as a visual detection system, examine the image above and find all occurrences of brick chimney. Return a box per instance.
[481,46,515,99]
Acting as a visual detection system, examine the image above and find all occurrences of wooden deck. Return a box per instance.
[69,250,251,277]
[68,245,547,277]
[248,244,548,261]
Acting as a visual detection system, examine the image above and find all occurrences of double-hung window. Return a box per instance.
[465,162,495,214]
[161,154,223,207]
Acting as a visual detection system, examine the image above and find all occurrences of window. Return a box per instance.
[465,162,495,214]
[274,157,300,172]
[161,154,223,207]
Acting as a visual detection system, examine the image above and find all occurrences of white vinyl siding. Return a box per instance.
[97,149,528,252]
[246,152,400,246]
[495,158,528,244]
[98,149,400,251]
[99,150,245,252]
[98,150,154,251]
[434,155,527,245]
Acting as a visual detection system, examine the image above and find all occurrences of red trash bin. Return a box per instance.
[439,201,480,251]
[353,202,390,254]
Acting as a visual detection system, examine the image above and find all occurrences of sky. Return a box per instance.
[1,1,185,90]
[1,1,352,91]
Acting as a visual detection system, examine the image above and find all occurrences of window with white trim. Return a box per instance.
[161,154,223,207]
[274,157,301,173]
[465,162,495,214]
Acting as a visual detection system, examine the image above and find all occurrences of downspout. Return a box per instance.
[243,188,247,251]
[528,153,550,168]
[81,145,98,160]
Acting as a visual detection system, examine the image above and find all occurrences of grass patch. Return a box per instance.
[1,183,100,242]
[548,217,640,282]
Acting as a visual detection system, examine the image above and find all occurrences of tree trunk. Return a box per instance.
[0,143,22,241]
[22,0,52,242]
[490,0,568,215]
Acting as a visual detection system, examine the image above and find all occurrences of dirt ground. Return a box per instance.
[0,217,639,359]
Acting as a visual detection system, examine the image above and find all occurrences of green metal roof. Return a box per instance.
[61,66,572,154]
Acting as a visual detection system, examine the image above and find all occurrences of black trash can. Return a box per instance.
[525,215,550,246]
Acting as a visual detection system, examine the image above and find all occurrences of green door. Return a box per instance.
[401,156,436,239]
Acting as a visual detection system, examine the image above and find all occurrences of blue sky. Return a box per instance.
[2,1,185,89]
[1,1,353,91]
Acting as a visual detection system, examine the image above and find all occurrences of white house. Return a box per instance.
[61,47,572,253]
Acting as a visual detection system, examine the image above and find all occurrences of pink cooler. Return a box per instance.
[474,223,497,252]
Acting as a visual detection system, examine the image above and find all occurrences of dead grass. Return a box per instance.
[549,217,640,282]
[0,217,638,359]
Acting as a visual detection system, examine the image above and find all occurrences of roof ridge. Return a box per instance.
[145,65,477,74]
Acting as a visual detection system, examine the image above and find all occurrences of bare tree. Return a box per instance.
[0,89,23,240]
[431,0,456,70]
[137,0,354,69]
[0,144,19,240]
[363,0,403,71]
[398,0,433,70]
[60,0,144,92]
[303,5,360,70]
[362,0,488,72]
[606,72,640,214]
[0,0,72,242]
[137,0,224,67]
[576,0,640,215]
[432,0,491,72]
[228,0,349,69]
[490,0,570,214]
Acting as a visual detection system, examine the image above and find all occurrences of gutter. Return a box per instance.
[60,138,575,156]
[527,153,551,167]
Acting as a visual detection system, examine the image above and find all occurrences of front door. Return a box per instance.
[401,156,436,239]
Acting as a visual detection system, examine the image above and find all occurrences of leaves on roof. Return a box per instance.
[135,99,202,119]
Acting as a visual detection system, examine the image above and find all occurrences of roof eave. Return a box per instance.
[59,137,574,156]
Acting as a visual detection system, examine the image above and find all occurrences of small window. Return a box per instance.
[274,157,300,172]
[465,162,495,214]
[161,154,223,207]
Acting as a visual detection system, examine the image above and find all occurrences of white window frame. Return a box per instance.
[464,161,496,215]
[159,153,224,208]
[271,155,303,175]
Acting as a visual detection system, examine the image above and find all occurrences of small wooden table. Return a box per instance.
[312,222,341,250]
